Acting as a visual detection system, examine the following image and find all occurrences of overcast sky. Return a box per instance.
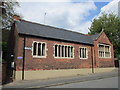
[16,0,119,34]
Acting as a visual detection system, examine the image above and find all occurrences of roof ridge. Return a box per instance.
[20,19,89,36]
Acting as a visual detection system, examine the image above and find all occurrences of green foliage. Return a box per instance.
[0,41,7,62]
[1,42,7,51]
[89,13,120,58]
[2,29,10,42]
[0,0,19,30]
[117,55,120,59]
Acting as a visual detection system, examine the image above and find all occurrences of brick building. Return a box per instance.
[6,16,115,80]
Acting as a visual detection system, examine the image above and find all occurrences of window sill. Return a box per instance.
[32,56,46,58]
[80,58,88,59]
[54,57,74,59]
[99,57,111,59]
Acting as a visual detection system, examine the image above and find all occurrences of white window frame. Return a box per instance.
[79,47,88,59]
[98,44,111,58]
[32,41,47,58]
[54,44,74,59]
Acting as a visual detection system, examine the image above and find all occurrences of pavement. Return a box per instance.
[2,68,119,89]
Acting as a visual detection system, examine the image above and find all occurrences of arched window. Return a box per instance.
[33,42,37,55]
[38,43,41,56]
[55,45,57,57]
[32,42,46,57]
[42,43,45,56]
[80,47,88,59]
[54,44,74,58]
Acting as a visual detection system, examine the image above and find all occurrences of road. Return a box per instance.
[48,76,118,88]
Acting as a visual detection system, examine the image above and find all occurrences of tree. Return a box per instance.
[0,0,19,30]
[0,0,19,62]
[88,13,120,58]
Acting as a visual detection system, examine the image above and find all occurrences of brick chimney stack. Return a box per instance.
[13,15,21,21]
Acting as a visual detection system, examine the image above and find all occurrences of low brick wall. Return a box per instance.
[94,67,116,73]
[15,68,116,80]
[16,69,92,80]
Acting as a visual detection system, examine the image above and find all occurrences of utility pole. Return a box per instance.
[44,12,47,24]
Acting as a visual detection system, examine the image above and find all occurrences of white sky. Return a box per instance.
[15,0,119,34]
[100,0,119,16]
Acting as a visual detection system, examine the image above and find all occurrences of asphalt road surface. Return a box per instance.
[48,76,118,88]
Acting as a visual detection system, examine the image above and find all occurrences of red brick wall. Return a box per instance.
[15,32,114,71]
[15,36,93,71]
[93,32,114,68]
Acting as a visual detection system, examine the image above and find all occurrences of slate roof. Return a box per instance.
[15,20,100,45]
[90,33,100,41]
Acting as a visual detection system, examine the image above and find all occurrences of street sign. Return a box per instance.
[24,47,32,50]
[17,56,23,59]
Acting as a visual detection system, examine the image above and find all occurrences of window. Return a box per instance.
[68,46,70,57]
[80,47,88,59]
[54,44,74,58]
[42,43,45,56]
[55,45,57,57]
[71,47,73,58]
[98,44,110,58]
[65,46,67,57]
[38,43,41,56]
[99,45,104,58]
[62,46,64,57]
[105,46,110,57]
[33,42,37,55]
[32,42,46,57]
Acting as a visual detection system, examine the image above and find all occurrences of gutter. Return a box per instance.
[22,37,26,80]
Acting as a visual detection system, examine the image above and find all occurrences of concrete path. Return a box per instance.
[2,69,119,89]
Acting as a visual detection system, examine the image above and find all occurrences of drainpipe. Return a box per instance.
[22,37,26,80]
[91,46,94,73]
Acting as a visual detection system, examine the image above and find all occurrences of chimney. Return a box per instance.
[13,15,21,21]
